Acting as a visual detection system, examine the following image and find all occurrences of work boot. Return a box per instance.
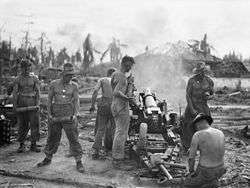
[37,158,51,167]
[92,149,99,160]
[30,142,41,153]
[76,161,85,173]
[17,143,25,153]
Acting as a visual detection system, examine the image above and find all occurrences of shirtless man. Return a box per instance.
[182,62,214,151]
[184,113,226,188]
[91,68,116,159]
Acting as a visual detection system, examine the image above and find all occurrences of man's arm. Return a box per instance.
[186,78,197,115]
[188,133,199,173]
[90,79,101,111]
[34,77,40,106]
[12,78,19,110]
[113,75,129,101]
[208,77,214,96]
[47,83,54,118]
[72,84,80,116]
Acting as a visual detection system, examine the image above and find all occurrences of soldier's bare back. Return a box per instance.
[192,127,225,167]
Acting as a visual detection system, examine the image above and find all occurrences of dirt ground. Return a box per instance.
[0,175,74,188]
[0,107,149,188]
[0,101,249,187]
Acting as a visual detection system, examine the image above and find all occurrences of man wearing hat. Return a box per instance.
[184,113,226,187]
[13,58,41,153]
[37,63,84,173]
[182,62,214,151]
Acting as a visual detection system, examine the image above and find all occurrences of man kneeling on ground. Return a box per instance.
[184,113,226,188]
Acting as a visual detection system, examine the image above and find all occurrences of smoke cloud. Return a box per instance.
[133,41,189,112]
[56,23,86,50]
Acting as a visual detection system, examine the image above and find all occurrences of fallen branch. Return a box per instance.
[0,169,113,188]
[228,91,241,97]
[219,125,246,130]
[213,116,250,121]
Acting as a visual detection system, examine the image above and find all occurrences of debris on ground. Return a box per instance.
[212,87,250,105]
[0,93,250,187]
[241,125,250,139]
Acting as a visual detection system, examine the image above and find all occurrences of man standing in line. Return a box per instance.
[111,56,135,166]
[13,59,41,153]
[182,62,214,151]
[65,77,80,158]
[90,68,116,159]
[37,63,84,173]
[184,113,226,187]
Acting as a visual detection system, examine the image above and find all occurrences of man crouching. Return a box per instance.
[37,63,84,173]
[184,113,226,188]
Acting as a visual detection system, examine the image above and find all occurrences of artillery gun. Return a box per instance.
[126,86,186,184]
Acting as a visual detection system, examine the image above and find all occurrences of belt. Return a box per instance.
[52,102,72,105]
[198,163,224,169]
[100,97,112,102]
[19,93,36,97]
[101,96,112,99]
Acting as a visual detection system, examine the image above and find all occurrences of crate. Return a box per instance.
[0,104,16,125]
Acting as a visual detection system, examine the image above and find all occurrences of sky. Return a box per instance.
[1,0,250,58]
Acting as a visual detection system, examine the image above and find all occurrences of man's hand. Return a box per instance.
[204,92,213,100]
[48,114,53,123]
[128,96,135,101]
[192,109,199,116]
[128,97,136,105]
[36,105,40,111]
[72,115,77,122]
[185,171,196,177]
[126,96,134,102]
[89,105,95,112]
[13,104,17,112]
[189,171,196,177]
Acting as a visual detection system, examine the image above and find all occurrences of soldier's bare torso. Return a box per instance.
[98,77,113,98]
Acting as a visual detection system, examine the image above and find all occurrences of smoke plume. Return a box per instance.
[133,41,190,112]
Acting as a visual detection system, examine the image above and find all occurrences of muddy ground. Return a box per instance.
[0,97,250,187]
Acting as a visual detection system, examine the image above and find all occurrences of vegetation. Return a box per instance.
[223,51,243,62]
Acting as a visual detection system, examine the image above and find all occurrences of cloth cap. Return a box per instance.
[193,113,213,126]
[20,59,32,68]
[193,62,209,75]
[62,63,75,75]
